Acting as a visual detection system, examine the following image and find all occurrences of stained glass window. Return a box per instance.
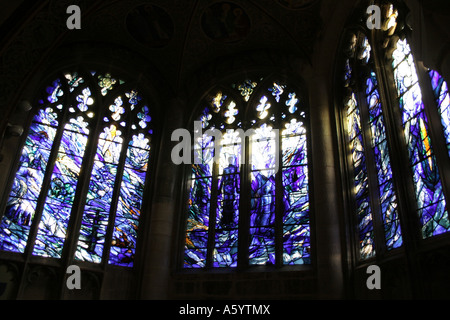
[429,70,450,157]
[0,71,153,268]
[184,77,310,268]
[342,1,450,262]
[343,32,402,260]
[392,39,450,238]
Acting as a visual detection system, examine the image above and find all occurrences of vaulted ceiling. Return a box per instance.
[0,0,355,116]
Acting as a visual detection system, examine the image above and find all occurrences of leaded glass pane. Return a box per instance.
[392,39,450,238]
[429,70,450,156]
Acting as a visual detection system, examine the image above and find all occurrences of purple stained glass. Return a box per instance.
[250,171,276,228]
[108,165,146,267]
[185,83,309,268]
[283,224,310,265]
[32,198,73,258]
[282,167,309,224]
[429,70,450,156]
[0,119,58,253]
[213,230,238,267]
[392,39,450,238]
[1,72,152,268]
[365,70,402,250]
[281,117,310,264]
[282,135,308,167]
[347,91,376,259]
[46,79,64,103]
[76,158,117,263]
[419,200,449,238]
[0,197,36,253]
[107,134,150,267]
[249,227,276,265]
[32,122,88,258]
[184,132,215,268]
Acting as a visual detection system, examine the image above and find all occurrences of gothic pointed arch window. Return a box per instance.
[183,76,311,269]
[340,1,450,262]
[0,70,153,268]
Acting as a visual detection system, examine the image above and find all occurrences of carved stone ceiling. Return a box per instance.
[0,0,324,110]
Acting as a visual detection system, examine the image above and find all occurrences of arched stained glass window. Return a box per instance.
[184,76,311,269]
[0,71,153,268]
[391,38,450,238]
[340,1,450,261]
[343,32,402,260]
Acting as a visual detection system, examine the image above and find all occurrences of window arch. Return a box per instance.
[183,75,311,269]
[0,70,153,268]
[340,1,450,262]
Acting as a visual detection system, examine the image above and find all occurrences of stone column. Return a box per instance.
[304,0,356,300]
[309,75,345,299]
[139,97,185,299]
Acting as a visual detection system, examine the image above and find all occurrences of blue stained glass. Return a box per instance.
[33,198,73,258]
[137,106,152,129]
[365,68,402,250]
[420,200,449,237]
[76,88,94,112]
[1,73,152,268]
[392,39,450,238]
[250,205,275,228]
[429,70,450,156]
[125,90,142,106]
[34,108,59,127]
[130,133,151,150]
[109,167,146,267]
[0,198,36,253]
[256,96,272,120]
[216,188,239,228]
[213,230,238,267]
[249,227,276,265]
[97,139,122,165]
[251,170,275,199]
[193,134,215,176]
[379,181,402,249]
[213,246,238,268]
[373,140,393,187]
[108,132,149,267]
[251,137,276,170]
[282,135,308,166]
[283,224,310,265]
[282,167,309,224]
[185,243,207,268]
[0,120,58,253]
[46,79,64,103]
[126,147,149,171]
[347,91,376,259]
[214,132,241,268]
[65,72,84,91]
[26,123,57,151]
[188,177,212,229]
[186,82,309,268]
[286,93,299,114]
[76,152,118,263]
[32,125,88,258]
